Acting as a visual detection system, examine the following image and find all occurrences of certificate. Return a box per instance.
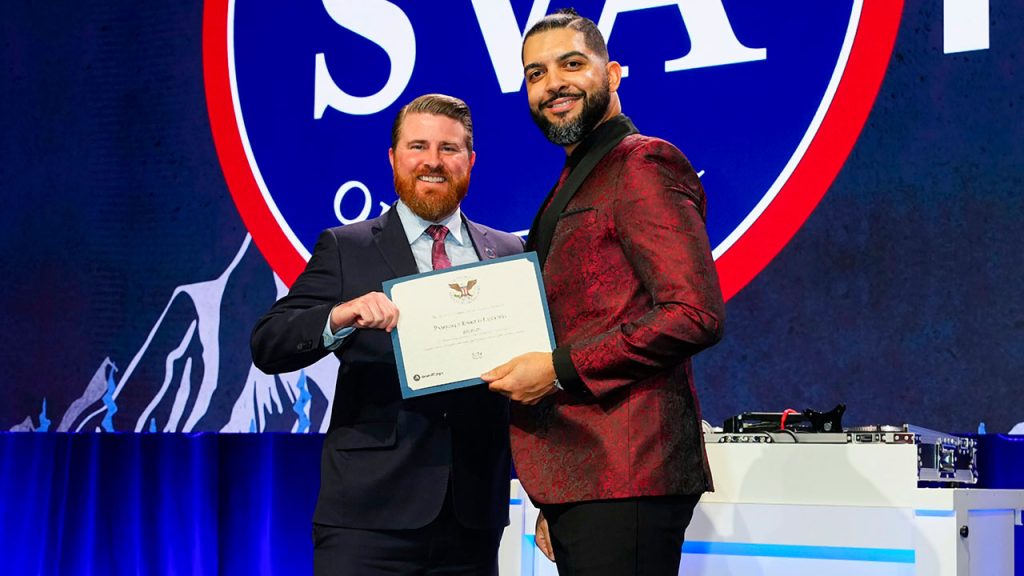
[382,252,555,398]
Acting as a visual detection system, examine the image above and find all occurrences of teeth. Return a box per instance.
[418,175,445,183]
[548,97,579,110]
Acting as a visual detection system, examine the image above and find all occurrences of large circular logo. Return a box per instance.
[204,0,902,300]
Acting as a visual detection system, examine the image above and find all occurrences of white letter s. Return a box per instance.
[314,0,415,118]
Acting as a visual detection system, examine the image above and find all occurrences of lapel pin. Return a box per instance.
[485,247,496,259]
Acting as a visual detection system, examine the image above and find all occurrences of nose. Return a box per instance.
[544,68,567,94]
[421,146,443,169]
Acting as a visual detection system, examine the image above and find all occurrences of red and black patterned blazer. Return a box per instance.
[513,117,725,505]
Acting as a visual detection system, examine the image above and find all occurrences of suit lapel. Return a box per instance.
[524,176,562,253]
[464,216,500,261]
[531,116,638,265]
[373,207,419,278]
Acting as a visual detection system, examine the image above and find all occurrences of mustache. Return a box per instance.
[414,165,451,179]
[541,90,585,109]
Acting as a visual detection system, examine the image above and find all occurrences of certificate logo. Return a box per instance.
[448,278,480,303]
[204,0,903,301]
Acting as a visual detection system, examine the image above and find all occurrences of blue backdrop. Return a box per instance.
[0,432,320,574]
[4,1,1021,435]
[1,0,1023,573]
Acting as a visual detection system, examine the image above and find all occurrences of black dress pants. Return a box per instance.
[312,489,502,576]
[542,494,701,576]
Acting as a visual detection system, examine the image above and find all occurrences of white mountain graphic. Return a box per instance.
[12,234,339,433]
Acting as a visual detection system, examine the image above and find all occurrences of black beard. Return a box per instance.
[531,83,611,146]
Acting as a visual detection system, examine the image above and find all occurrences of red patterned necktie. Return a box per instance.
[425,225,452,270]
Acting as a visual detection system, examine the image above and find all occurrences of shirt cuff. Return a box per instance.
[552,346,588,396]
[322,319,355,350]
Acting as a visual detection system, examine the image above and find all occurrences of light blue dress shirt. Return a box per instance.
[322,201,481,349]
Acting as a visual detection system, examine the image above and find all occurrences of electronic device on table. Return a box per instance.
[710,404,977,484]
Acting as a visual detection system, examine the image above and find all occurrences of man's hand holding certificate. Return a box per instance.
[383,252,555,398]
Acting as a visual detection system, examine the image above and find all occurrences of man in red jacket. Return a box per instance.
[483,9,725,575]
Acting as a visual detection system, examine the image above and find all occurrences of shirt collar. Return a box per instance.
[565,114,634,171]
[395,200,467,246]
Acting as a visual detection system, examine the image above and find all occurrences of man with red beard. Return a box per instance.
[252,94,523,575]
[482,9,725,576]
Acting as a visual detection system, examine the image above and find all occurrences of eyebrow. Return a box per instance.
[558,50,589,63]
[524,50,590,74]
[405,139,462,149]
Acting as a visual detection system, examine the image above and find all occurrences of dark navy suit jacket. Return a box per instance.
[251,207,523,529]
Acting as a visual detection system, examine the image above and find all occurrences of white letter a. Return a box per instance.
[598,0,765,75]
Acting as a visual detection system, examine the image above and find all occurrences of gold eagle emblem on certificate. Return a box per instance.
[448,279,478,301]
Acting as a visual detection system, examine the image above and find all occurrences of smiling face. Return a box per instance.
[523,28,622,151]
[389,112,476,222]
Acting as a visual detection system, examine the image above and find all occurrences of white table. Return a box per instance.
[499,438,1024,575]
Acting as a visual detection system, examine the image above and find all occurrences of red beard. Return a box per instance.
[394,167,471,222]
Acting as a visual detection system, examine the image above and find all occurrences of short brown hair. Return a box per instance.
[391,94,474,154]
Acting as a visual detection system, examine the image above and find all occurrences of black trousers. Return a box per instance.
[312,490,502,576]
[542,494,701,576]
